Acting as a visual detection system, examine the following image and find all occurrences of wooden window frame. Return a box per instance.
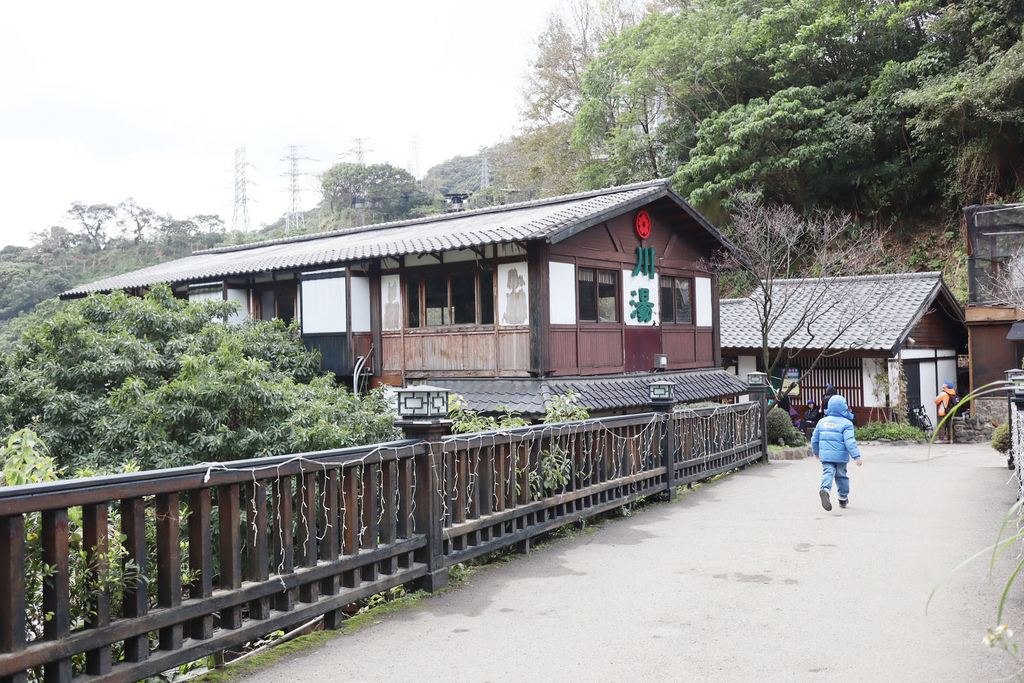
[660,275,693,326]
[578,267,619,324]
[404,267,495,330]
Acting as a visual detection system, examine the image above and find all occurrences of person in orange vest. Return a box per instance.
[934,380,959,444]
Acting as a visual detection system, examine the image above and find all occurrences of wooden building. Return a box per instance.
[62,180,747,415]
[963,203,1024,423]
[720,272,967,427]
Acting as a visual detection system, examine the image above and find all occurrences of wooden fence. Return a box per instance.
[0,403,764,683]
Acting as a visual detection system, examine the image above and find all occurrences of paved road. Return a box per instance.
[238,442,1022,682]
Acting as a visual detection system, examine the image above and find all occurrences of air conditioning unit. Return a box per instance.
[653,354,668,370]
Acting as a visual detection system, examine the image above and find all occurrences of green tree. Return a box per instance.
[0,285,399,471]
[321,162,427,225]
[66,201,118,249]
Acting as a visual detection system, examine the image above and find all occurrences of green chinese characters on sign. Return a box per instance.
[633,246,655,279]
[629,288,654,323]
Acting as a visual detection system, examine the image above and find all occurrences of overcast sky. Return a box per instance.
[0,0,564,247]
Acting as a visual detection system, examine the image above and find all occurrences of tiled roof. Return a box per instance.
[429,368,747,416]
[63,179,734,297]
[720,272,960,353]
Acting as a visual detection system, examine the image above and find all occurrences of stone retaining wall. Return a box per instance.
[954,415,998,444]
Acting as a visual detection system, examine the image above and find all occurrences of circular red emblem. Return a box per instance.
[635,210,652,239]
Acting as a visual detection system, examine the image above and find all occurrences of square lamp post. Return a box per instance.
[648,380,676,413]
[746,372,769,463]
[1007,370,1024,401]
[394,384,452,441]
[746,371,768,390]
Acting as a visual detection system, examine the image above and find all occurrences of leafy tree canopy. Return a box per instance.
[565,0,1024,221]
[0,285,399,472]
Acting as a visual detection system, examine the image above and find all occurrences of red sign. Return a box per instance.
[635,210,651,239]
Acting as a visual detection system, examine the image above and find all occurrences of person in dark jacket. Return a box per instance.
[799,399,823,435]
[811,394,863,511]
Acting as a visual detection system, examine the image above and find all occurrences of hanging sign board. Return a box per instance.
[781,367,800,397]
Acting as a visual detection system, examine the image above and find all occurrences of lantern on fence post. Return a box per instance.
[393,384,452,442]
[648,380,678,501]
[746,372,770,463]
[648,380,676,413]
[1006,370,1024,405]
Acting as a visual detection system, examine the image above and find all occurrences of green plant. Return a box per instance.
[447,394,528,433]
[0,285,400,471]
[855,421,928,442]
[530,447,572,499]
[1,430,139,681]
[766,406,804,447]
[542,391,589,423]
[992,422,1011,454]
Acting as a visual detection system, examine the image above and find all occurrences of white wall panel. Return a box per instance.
[862,358,886,408]
[622,270,659,326]
[301,277,347,334]
[920,360,938,426]
[381,274,403,331]
[549,262,576,325]
[696,277,713,327]
[350,276,371,333]
[498,262,530,326]
[736,355,757,403]
[937,356,958,394]
[189,289,221,304]
[226,288,249,325]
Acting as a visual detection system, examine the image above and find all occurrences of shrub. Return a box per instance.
[992,422,1011,454]
[766,406,804,447]
[855,421,928,442]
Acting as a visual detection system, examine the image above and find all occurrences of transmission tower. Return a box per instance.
[232,147,251,233]
[406,135,420,181]
[349,137,371,164]
[480,156,491,190]
[282,145,307,233]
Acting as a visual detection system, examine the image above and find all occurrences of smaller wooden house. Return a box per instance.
[62,180,748,416]
[963,202,1024,423]
[720,272,967,427]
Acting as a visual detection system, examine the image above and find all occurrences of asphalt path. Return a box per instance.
[238,442,1022,683]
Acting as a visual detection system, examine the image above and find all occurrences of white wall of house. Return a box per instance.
[695,277,713,327]
[862,358,887,408]
[498,262,529,326]
[350,276,371,333]
[549,262,576,325]
[381,274,402,331]
[226,288,248,325]
[622,270,659,326]
[189,288,221,304]
[730,354,758,403]
[301,277,347,334]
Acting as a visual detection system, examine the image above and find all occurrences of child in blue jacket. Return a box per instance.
[811,394,863,511]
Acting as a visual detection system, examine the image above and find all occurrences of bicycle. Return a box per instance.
[910,405,933,433]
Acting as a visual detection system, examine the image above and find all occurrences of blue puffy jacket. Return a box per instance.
[812,395,862,463]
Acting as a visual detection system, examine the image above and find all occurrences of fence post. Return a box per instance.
[394,385,452,593]
[649,381,677,501]
[746,372,770,463]
[1007,370,1024,476]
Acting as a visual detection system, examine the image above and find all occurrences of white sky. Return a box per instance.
[0,0,565,247]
